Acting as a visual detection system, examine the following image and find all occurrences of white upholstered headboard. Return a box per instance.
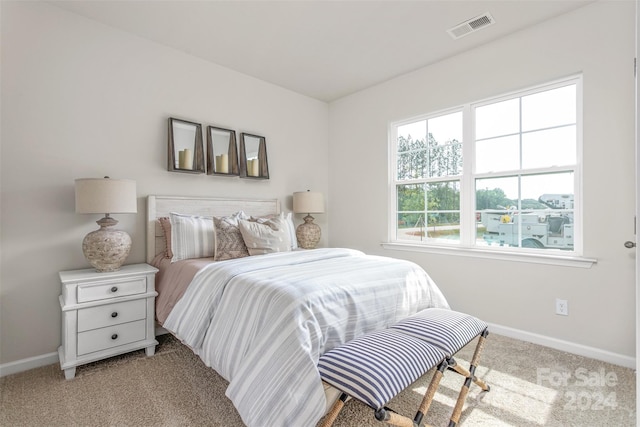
[146,195,280,263]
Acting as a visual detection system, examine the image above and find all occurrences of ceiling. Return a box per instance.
[49,0,595,102]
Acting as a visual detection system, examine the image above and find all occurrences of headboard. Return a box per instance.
[146,195,281,263]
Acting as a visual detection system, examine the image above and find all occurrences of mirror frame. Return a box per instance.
[239,133,269,179]
[168,117,205,174]
[206,126,239,176]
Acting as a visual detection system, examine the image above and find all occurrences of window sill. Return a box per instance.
[381,242,597,268]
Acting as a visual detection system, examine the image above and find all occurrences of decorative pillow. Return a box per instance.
[158,217,174,259]
[249,212,298,251]
[238,217,292,256]
[169,212,215,262]
[214,211,250,261]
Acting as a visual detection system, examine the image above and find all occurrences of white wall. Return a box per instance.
[0,1,329,364]
[329,1,636,360]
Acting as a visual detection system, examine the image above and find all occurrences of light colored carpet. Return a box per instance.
[0,333,635,426]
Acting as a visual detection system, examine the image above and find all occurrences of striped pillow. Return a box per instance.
[169,212,215,262]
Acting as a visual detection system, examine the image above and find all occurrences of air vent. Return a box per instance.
[447,12,495,40]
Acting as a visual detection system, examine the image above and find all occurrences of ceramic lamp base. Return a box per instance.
[82,217,132,272]
[296,214,321,249]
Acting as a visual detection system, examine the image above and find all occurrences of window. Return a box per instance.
[390,76,581,255]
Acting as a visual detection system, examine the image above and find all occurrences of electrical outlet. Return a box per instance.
[556,298,568,316]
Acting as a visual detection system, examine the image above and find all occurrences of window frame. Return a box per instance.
[386,75,595,267]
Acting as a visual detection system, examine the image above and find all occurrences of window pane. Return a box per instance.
[475,176,519,209]
[397,150,427,180]
[426,213,460,243]
[397,213,426,242]
[428,142,462,177]
[426,181,460,211]
[475,135,520,173]
[476,173,574,250]
[475,98,519,140]
[522,126,576,169]
[426,112,463,177]
[397,121,426,150]
[521,172,574,204]
[522,85,576,132]
[397,184,426,242]
[475,176,518,247]
[424,181,460,244]
[397,184,424,212]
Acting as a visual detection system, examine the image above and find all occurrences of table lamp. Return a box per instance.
[293,190,325,249]
[75,177,137,272]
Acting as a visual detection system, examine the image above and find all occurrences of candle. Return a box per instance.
[251,157,260,177]
[183,149,193,170]
[178,150,185,169]
[215,155,222,172]
[220,154,229,173]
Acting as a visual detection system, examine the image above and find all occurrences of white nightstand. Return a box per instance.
[58,263,159,379]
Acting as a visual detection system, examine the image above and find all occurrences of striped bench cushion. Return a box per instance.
[318,329,446,410]
[390,308,487,356]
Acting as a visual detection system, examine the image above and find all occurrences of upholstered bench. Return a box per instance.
[318,308,490,427]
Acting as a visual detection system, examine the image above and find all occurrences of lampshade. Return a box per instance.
[293,191,325,214]
[75,178,137,214]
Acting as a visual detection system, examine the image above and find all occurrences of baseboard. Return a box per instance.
[1,328,171,378]
[0,351,59,378]
[488,322,636,369]
[1,324,634,377]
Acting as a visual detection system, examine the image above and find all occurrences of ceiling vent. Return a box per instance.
[447,12,495,40]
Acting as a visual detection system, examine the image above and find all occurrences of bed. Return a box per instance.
[146,195,450,427]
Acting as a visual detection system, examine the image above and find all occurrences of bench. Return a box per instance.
[318,308,490,427]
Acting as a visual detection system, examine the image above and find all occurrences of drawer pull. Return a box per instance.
[111,334,118,340]
[111,312,118,318]
[110,286,118,293]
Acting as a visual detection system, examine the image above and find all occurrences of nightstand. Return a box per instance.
[58,263,159,379]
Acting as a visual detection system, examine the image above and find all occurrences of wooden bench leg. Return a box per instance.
[375,408,418,427]
[413,358,449,426]
[448,329,490,427]
[319,393,348,427]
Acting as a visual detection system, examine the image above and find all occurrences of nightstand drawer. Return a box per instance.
[77,299,146,332]
[77,277,146,303]
[77,320,147,356]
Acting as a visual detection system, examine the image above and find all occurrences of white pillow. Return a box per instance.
[169,212,215,262]
[238,217,291,256]
[249,212,298,250]
[281,212,298,250]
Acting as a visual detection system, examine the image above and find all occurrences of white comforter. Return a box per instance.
[163,248,449,427]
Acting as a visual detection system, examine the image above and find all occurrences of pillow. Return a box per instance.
[281,212,298,250]
[158,217,173,259]
[214,211,250,261]
[169,212,215,262]
[238,217,292,256]
[249,212,298,251]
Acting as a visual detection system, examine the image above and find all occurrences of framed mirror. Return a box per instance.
[207,126,239,176]
[168,117,205,173]
[239,133,269,179]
